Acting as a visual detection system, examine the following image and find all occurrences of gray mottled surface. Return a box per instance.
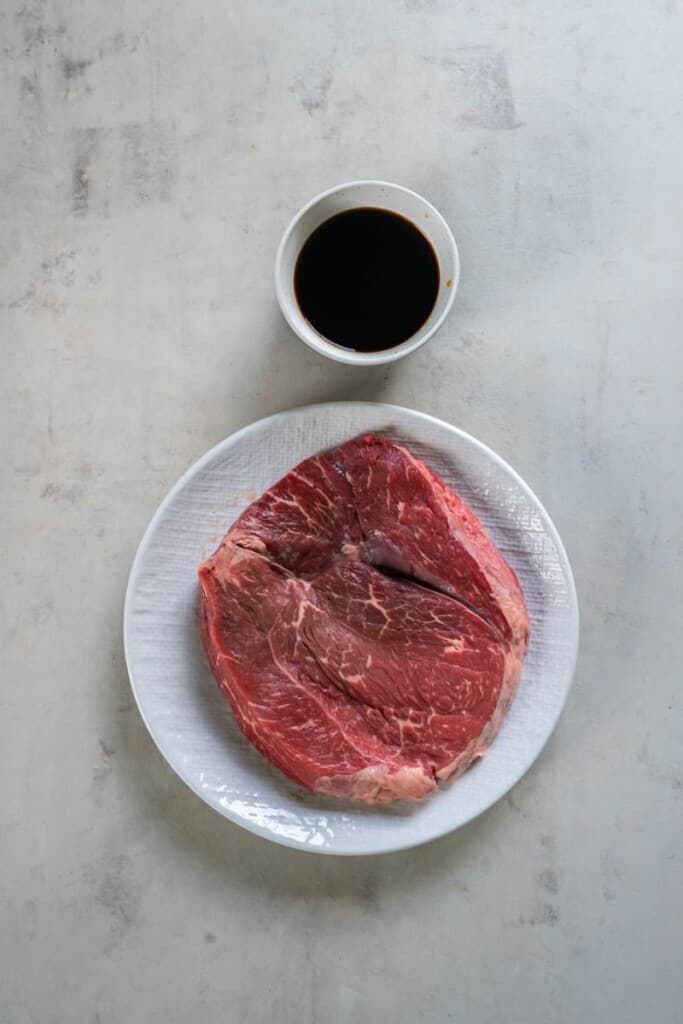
[1,1,681,1021]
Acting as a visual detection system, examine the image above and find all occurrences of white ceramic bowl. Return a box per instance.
[275,181,460,366]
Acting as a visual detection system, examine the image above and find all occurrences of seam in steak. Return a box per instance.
[198,435,530,804]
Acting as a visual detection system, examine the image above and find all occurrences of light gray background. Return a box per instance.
[1,2,681,1022]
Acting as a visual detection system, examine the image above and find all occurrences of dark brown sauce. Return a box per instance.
[294,207,440,352]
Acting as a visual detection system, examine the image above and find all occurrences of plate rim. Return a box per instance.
[123,401,580,855]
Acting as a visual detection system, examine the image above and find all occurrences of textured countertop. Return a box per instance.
[2,2,681,1021]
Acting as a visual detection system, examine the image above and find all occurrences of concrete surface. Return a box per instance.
[1,1,682,1022]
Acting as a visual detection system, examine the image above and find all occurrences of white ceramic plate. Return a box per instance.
[124,403,578,855]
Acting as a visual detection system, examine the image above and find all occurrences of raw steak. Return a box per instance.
[198,435,530,804]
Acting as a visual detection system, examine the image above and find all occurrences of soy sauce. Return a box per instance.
[294,207,440,352]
